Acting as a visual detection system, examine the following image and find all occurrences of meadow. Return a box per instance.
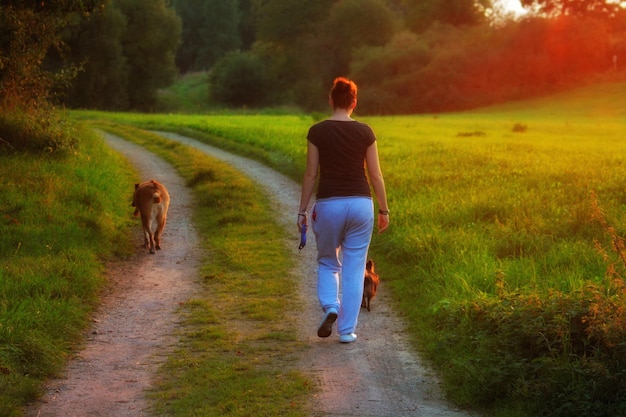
[76,80,626,416]
[2,80,625,417]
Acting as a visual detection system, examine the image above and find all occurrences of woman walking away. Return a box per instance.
[297,77,389,344]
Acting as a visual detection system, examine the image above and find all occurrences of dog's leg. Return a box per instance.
[155,215,166,250]
[141,214,155,254]
[153,205,167,251]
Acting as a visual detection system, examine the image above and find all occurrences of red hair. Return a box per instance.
[330,77,357,109]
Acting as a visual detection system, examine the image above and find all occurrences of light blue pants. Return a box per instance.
[312,197,374,335]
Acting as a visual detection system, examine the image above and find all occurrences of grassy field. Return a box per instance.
[3,80,625,417]
[75,80,626,416]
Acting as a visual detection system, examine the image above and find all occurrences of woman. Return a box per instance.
[297,77,389,344]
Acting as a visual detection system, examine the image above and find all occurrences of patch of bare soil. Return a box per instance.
[26,131,478,417]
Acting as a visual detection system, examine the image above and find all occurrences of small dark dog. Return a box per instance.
[361,259,379,311]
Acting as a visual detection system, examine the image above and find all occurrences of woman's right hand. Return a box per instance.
[297,212,307,232]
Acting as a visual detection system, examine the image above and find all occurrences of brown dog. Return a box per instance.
[361,259,379,311]
[132,180,170,254]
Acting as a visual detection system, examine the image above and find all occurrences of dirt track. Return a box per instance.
[25,131,477,417]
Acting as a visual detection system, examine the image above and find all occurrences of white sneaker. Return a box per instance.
[339,333,357,343]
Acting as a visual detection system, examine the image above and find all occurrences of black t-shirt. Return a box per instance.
[307,119,376,199]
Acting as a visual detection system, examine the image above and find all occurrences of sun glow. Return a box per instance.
[498,0,528,16]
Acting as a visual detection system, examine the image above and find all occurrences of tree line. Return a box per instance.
[2,0,626,124]
[204,0,626,114]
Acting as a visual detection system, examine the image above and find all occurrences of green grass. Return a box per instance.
[0,127,136,416]
[73,80,626,416]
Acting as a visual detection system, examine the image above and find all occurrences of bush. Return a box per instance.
[0,107,77,155]
[209,51,273,108]
[435,191,626,416]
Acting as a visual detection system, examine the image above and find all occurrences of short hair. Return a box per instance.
[330,77,357,109]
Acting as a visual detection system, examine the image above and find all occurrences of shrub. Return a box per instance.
[0,107,77,155]
[435,191,626,416]
[209,51,272,108]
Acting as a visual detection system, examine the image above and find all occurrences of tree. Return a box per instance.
[0,0,104,152]
[319,0,398,83]
[209,51,272,107]
[0,0,104,110]
[173,0,241,73]
[116,0,181,110]
[251,0,336,110]
[62,4,130,109]
[253,0,334,46]
[520,0,622,18]
[57,0,181,110]
[402,0,491,33]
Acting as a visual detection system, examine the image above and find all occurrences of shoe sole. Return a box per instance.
[317,311,338,338]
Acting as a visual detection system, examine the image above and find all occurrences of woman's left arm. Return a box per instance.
[366,142,389,233]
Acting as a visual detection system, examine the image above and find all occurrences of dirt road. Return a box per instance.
[25,131,476,417]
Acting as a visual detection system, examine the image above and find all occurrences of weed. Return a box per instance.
[512,123,527,132]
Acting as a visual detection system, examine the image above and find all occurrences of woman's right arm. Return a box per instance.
[298,141,319,231]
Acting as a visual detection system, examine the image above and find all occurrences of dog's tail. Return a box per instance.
[153,192,162,204]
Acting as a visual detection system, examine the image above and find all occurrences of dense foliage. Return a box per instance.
[200,0,626,112]
[353,16,615,113]
[3,0,626,117]
[172,0,245,73]
[0,0,104,152]
[60,0,181,110]
[0,0,180,152]
[208,51,273,107]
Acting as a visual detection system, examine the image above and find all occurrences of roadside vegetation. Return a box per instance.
[0,128,136,415]
[74,80,626,416]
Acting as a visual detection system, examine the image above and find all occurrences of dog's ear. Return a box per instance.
[135,183,140,190]
[366,259,374,271]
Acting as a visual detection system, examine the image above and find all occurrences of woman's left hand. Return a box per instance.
[377,213,389,234]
